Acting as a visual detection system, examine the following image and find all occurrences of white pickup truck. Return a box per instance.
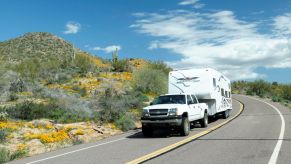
[141,93,209,137]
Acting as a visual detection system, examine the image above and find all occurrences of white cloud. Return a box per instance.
[273,13,291,35]
[92,45,121,53]
[63,22,81,34]
[131,10,291,80]
[179,0,199,6]
[179,0,204,9]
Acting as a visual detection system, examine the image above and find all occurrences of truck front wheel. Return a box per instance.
[180,117,190,136]
[142,126,153,137]
[200,112,208,128]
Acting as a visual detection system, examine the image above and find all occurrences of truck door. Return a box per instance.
[187,95,198,121]
[191,95,202,120]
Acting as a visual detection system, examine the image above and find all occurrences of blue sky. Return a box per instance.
[1,0,291,83]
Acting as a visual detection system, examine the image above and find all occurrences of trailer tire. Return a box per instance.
[222,109,230,119]
[180,117,190,136]
[200,112,208,128]
[142,126,153,137]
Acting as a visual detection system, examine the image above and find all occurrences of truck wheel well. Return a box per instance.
[182,112,188,117]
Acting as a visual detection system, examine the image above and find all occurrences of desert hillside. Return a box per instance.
[0,32,171,161]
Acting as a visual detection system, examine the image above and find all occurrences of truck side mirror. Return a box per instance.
[150,102,153,105]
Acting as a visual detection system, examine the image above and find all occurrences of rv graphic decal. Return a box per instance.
[177,77,200,83]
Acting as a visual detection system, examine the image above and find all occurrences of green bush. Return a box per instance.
[272,96,282,102]
[98,89,146,123]
[15,58,41,80]
[0,147,10,163]
[251,80,270,98]
[9,148,27,161]
[112,59,130,72]
[0,129,9,143]
[115,114,136,131]
[132,68,167,95]
[8,93,18,101]
[3,101,88,123]
[148,61,172,75]
[0,112,8,121]
[74,53,96,73]
[72,86,87,97]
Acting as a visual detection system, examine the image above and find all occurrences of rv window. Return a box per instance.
[213,78,216,88]
[225,91,228,97]
[221,88,224,96]
[191,95,198,104]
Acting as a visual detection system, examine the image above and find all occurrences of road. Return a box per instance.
[9,95,291,164]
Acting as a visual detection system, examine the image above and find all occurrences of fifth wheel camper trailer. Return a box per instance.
[168,68,232,118]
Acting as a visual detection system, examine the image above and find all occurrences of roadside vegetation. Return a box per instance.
[0,32,171,161]
[232,80,291,108]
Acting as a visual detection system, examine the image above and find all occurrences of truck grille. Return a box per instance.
[149,109,168,116]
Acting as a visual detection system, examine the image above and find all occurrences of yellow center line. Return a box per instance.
[126,99,244,164]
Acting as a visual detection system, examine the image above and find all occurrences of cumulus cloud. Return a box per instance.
[131,10,291,80]
[63,22,81,34]
[273,13,291,36]
[93,45,121,53]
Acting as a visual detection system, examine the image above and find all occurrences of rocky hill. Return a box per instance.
[0,32,75,65]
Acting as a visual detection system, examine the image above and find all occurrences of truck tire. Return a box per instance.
[222,109,230,119]
[180,117,190,136]
[142,126,153,137]
[200,112,208,128]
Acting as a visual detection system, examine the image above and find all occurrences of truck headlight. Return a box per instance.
[168,108,178,116]
[142,109,150,117]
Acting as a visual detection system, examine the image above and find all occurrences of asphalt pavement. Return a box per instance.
[9,95,290,164]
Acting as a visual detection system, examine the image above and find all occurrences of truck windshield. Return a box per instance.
[155,95,186,104]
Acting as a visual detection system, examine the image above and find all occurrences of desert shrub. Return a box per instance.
[132,68,167,95]
[246,89,254,96]
[98,89,146,123]
[115,114,136,131]
[98,98,126,123]
[8,93,18,101]
[9,148,27,161]
[0,112,8,121]
[9,78,26,93]
[74,53,96,73]
[272,96,282,102]
[15,58,41,80]
[72,86,87,97]
[4,101,82,123]
[148,61,172,75]
[282,85,291,101]
[112,59,131,72]
[0,147,10,163]
[0,129,9,143]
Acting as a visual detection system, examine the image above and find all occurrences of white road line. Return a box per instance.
[247,96,285,164]
[26,137,126,164]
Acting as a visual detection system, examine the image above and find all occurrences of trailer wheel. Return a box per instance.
[142,126,153,137]
[180,117,190,136]
[222,109,230,119]
[200,112,208,128]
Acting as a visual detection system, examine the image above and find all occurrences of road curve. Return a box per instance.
[8,95,291,164]
[145,95,291,164]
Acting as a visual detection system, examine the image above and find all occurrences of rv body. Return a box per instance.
[169,68,232,116]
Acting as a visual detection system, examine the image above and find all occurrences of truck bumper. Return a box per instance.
[141,116,182,127]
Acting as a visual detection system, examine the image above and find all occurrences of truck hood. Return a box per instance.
[144,104,186,110]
